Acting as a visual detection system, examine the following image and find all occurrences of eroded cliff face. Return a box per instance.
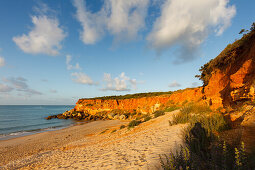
[69,30,255,117]
[74,88,203,115]
[203,32,255,108]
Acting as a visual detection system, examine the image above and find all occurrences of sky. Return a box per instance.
[0,0,254,105]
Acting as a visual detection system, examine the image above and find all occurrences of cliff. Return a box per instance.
[48,26,255,121]
[74,88,203,115]
[200,29,255,108]
[70,29,255,118]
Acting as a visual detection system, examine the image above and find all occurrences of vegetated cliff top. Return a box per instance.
[81,91,173,100]
[80,88,197,100]
[196,22,255,86]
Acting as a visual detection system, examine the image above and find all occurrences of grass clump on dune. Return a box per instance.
[161,122,255,169]
[128,120,142,129]
[119,125,126,129]
[169,103,229,134]
[164,105,180,112]
[111,129,117,133]
[143,115,152,122]
[162,103,255,169]
[153,110,165,118]
[100,128,109,134]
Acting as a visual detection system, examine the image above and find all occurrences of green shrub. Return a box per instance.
[128,120,142,128]
[111,129,117,133]
[144,115,152,122]
[100,129,109,134]
[119,125,126,129]
[161,123,255,169]
[169,111,192,126]
[164,106,179,112]
[153,110,165,118]
[169,104,229,134]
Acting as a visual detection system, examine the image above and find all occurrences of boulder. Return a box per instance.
[45,115,57,120]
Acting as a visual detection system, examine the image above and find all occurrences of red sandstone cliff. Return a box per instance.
[72,29,255,116]
[202,30,255,108]
[74,88,203,114]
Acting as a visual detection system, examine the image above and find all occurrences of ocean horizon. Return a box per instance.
[0,105,76,140]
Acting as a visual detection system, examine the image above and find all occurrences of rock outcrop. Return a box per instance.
[74,88,203,115]
[202,29,255,108]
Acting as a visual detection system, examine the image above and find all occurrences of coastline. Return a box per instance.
[0,110,186,169]
[0,120,127,167]
[0,124,72,141]
[0,105,76,141]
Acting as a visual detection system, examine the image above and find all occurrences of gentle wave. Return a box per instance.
[0,121,60,131]
[0,124,69,140]
[0,105,75,140]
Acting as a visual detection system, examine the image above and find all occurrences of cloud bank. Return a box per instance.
[2,77,42,96]
[147,0,236,62]
[73,0,235,62]
[13,4,66,56]
[73,0,149,44]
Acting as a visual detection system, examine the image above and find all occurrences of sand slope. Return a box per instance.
[1,110,186,170]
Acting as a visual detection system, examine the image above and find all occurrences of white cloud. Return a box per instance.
[71,72,95,85]
[0,84,13,92]
[2,77,42,96]
[130,79,137,89]
[147,0,236,62]
[13,5,66,56]
[0,57,5,67]
[73,0,106,44]
[66,55,81,70]
[73,0,149,44]
[168,80,181,87]
[102,72,137,91]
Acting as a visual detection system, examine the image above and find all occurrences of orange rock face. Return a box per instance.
[74,88,204,115]
[203,36,255,108]
[73,31,255,114]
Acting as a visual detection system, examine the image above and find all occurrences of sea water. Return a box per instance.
[0,105,75,140]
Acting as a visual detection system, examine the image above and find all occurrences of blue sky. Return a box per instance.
[0,0,254,105]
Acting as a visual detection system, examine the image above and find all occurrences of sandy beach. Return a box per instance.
[0,110,186,169]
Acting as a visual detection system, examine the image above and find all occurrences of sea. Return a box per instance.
[0,105,76,140]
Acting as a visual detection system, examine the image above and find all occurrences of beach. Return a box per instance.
[0,110,186,169]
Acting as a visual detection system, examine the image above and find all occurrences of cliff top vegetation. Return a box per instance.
[196,22,255,86]
[81,91,173,100]
[81,87,197,100]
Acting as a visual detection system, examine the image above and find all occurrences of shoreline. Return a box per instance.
[0,119,92,141]
[0,120,128,167]
[1,110,185,169]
